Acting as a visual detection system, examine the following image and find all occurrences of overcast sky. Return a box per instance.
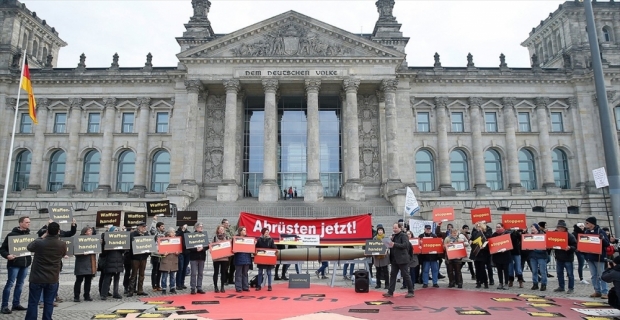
[23,0,569,69]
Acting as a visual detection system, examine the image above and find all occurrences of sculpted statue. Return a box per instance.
[434,52,441,67]
[376,0,396,21]
[191,0,210,19]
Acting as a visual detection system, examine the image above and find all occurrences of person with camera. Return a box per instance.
[601,255,620,309]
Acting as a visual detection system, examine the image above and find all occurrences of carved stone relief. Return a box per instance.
[358,95,380,183]
[203,95,225,183]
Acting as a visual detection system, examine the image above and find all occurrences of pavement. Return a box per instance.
[0,259,609,319]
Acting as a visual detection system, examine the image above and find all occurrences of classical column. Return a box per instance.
[536,97,557,190]
[258,79,279,202]
[342,78,365,201]
[26,98,48,191]
[96,97,116,194]
[217,79,241,201]
[130,97,150,196]
[568,97,588,188]
[183,80,202,185]
[381,78,404,194]
[502,97,522,191]
[435,96,454,195]
[0,95,9,189]
[304,79,324,202]
[61,98,82,191]
[469,97,490,195]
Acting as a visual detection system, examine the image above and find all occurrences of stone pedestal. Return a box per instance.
[304,180,324,203]
[544,184,561,195]
[21,188,39,198]
[475,184,492,196]
[129,185,147,198]
[439,185,456,196]
[217,181,239,202]
[510,184,525,195]
[259,180,280,202]
[179,180,200,202]
[343,181,365,201]
[383,179,404,197]
[93,186,110,198]
[57,186,75,198]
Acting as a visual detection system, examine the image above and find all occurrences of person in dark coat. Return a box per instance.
[553,220,577,294]
[99,226,124,300]
[128,222,149,297]
[490,223,511,290]
[188,222,207,295]
[383,223,414,298]
[470,222,493,289]
[175,224,191,291]
[584,216,610,299]
[601,255,620,309]
[212,225,230,293]
[508,228,524,288]
[233,226,253,292]
[73,227,96,302]
[528,224,549,291]
[418,224,440,288]
[255,228,277,291]
[0,216,31,314]
[573,222,588,284]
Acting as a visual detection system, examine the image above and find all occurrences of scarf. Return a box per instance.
[376,233,385,240]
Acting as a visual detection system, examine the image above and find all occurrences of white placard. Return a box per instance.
[298,235,320,245]
[404,187,420,216]
[572,308,620,316]
[593,167,609,189]
[409,220,435,238]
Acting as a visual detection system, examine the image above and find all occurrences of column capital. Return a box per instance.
[502,97,516,108]
[262,79,279,93]
[184,80,203,93]
[103,97,117,108]
[380,78,398,93]
[69,98,82,109]
[434,96,448,108]
[535,97,549,109]
[37,97,50,109]
[343,78,360,93]
[223,79,240,93]
[568,96,578,108]
[137,97,151,108]
[5,97,16,109]
[304,79,321,93]
[468,97,482,107]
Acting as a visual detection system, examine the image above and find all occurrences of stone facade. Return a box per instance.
[0,0,618,231]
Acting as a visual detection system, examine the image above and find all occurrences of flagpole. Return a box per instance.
[0,52,27,241]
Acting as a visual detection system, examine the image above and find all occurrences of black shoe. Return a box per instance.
[242,288,250,292]
[197,289,206,294]
[214,287,220,293]
[191,289,196,295]
[161,290,166,294]
[100,296,107,301]
[220,287,225,293]
[432,284,439,288]
[1,307,11,314]
[113,295,122,299]
[256,286,261,291]
[457,284,463,289]
[12,305,26,311]
[448,283,455,288]
[281,276,288,281]
[236,289,241,292]
[176,286,184,291]
[126,292,133,297]
[553,288,564,292]
[547,274,554,278]
[383,293,393,297]
[437,274,446,279]
[400,286,407,290]
[540,285,546,291]
[73,298,80,302]
[374,285,382,289]
[137,292,148,296]
[84,297,92,302]
[182,286,187,289]
[475,284,481,288]
[274,276,281,281]
[489,282,495,286]
[169,289,176,294]
[531,284,539,290]
[405,293,414,298]
[268,286,272,291]
[422,284,428,288]
[484,283,489,289]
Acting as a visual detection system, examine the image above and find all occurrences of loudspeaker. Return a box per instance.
[354,270,369,293]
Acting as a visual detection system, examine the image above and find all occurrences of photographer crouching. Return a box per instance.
[601,255,620,309]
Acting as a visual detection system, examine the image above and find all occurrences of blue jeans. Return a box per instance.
[258,266,273,287]
[317,262,328,276]
[530,258,547,285]
[422,261,439,285]
[176,254,189,288]
[342,263,354,277]
[575,252,586,280]
[508,255,522,279]
[160,271,176,290]
[2,265,28,308]
[587,260,608,294]
[556,260,574,290]
[25,283,58,320]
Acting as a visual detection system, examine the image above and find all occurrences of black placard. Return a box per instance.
[176,211,198,227]
[48,206,73,224]
[132,236,157,254]
[96,211,122,228]
[184,232,209,249]
[136,313,171,319]
[61,237,74,256]
[8,234,36,257]
[176,310,209,315]
[288,274,311,288]
[349,309,379,314]
[104,232,131,250]
[146,200,170,217]
[364,239,388,255]
[192,301,219,305]
[73,235,102,255]
[124,212,147,228]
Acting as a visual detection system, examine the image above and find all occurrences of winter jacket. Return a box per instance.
[99,233,125,274]
[175,227,191,255]
[74,228,97,276]
[490,231,512,265]
[0,226,33,268]
[584,225,610,262]
[188,231,207,261]
[160,253,179,272]
[372,234,390,267]
[528,249,549,260]
[418,232,439,262]
[27,235,67,284]
[602,264,620,309]
[572,224,585,240]
[510,230,523,256]
[389,231,413,265]
[444,233,469,261]
[255,236,277,268]
[469,226,492,263]
[553,232,577,262]
[234,251,252,266]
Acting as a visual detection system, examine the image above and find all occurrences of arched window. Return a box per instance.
[82,150,100,192]
[32,40,38,57]
[484,149,503,190]
[519,149,537,190]
[42,47,48,62]
[48,150,66,191]
[556,33,562,51]
[603,27,612,42]
[116,150,135,192]
[450,149,469,191]
[552,149,570,189]
[151,150,170,192]
[13,150,31,191]
[415,150,435,192]
[21,33,27,52]
[547,40,553,58]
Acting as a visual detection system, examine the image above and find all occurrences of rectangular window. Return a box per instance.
[20,113,32,133]
[87,113,100,133]
[451,112,464,132]
[485,112,497,132]
[156,112,169,133]
[417,112,430,132]
[551,112,564,132]
[121,112,134,133]
[53,113,66,133]
[518,112,531,132]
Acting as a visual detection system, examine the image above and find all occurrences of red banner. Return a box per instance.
[237,212,373,245]
[502,213,527,230]
[420,237,444,254]
[410,239,421,254]
[488,234,513,254]
[445,243,467,260]
[546,231,568,249]
[577,234,602,254]
[432,207,454,222]
[471,208,491,224]
[521,234,546,250]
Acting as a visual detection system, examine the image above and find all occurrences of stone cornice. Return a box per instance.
[14,10,66,47]
[180,57,403,65]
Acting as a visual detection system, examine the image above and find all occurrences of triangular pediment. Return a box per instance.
[178,11,405,60]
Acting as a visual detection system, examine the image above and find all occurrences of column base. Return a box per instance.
[93,185,111,198]
[474,184,492,196]
[304,180,324,203]
[178,180,200,202]
[343,180,365,201]
[57,185,76,197]
[21,186,40,197]
[129,185,147,198]
[439,185,455,196]
[543,183,561,195]
[258,180,280,202]
[509,183,525,195]
[383,179,404,197]
[217,182,240,202]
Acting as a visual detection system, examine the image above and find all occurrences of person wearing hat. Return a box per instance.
[418,224,440,288]
[584,216,611,299]
[373,226,390,289]
[99,226,124,300]
[127,222,149,297]
[573,222,588,284]
[601,255,620,309]
[552,220,577,294]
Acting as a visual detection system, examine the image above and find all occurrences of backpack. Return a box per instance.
[609,287,620,309]
[249,275,258,288]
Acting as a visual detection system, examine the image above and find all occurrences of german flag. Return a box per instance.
[21,57,36,124]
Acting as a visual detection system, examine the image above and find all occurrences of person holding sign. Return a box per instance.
[443,228,468,288]
[383,223,414,298]
[373,226,390,289]
[527,225,549,291]
[127,222,149,297]
[159,229,179,295]
[470,222,493,289]
[73,227,96,302]
[189,222,208,295]
[99,227,124,301]
[552,220,577,294]
[0,216,31,314]
[418,225,440,288]
[490,223,511,290]
[255,228,277,291]
[583,216,610,299]
[212,225,231,293]
[233,226,252,292]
